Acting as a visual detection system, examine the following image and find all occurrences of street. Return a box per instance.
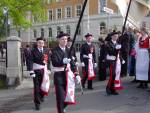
[0,76,150,113]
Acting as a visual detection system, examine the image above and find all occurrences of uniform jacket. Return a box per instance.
[51,46,77,85]
[80,43,96,68]
[28,47,50,71]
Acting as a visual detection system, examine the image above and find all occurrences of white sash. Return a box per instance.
[33,63,50,96]
[88,54,96,80]
[64,64,76,104]
[114,54,123,90]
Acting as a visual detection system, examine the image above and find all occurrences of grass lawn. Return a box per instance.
[0,77,6,89]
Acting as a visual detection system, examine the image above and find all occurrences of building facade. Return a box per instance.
[10,0,150,46]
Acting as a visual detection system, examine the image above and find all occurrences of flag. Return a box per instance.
[110,0,150,28]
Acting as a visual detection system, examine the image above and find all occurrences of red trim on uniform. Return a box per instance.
[82,68,87,77]
[114,80,120,84]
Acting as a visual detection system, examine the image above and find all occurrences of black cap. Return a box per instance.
[110,31,118,37]
[67,37,73,42]
[36,37,45,41]
[56,31,68,39]
[84,33,92,38]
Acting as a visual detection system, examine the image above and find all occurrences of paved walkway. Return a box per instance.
[0,76,150,113]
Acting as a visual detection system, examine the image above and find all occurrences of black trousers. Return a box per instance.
[33,69,44,105]
[98,60,106,81]
[121,52,128,76]
[106,62,116,93]
[55,84,67,113]
[82,67,93,88]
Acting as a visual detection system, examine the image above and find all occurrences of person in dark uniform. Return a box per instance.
[105,32,123,95]
[80,33,97,90]
[24,44,32,70]
[51,32,81,113]
[28,37,50,110]
[98,38,107,81]
[66,37,77,63]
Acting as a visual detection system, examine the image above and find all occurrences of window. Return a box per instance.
[65,6,72,18]
[41,28,44,37]
[48,10,53,21]
[76,5,82,17]
[56,0,62,2]
[33,15,38,23]
[77,26,81,35]
[56,8,62,19]
[48,0,53,4]
[49,27,52,37]
[33,29,37,38]
[66,25,71,35]
[18,30,21,37]
[100,22,106,34]
[57,26,61,35]
[100,0,106,12]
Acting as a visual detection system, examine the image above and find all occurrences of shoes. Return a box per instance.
[35,104,40,110]
[131,79,137,83]
[137,84,144,88]
[111,92,119,95]
[88,87,94,90]
[41,97,44,102]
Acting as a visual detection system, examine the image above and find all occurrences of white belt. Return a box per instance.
[52,67,65,72]
[106,55,116,60]
[33,63,45,70]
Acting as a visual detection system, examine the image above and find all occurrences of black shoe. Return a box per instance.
[131,79,137,83]
[41,97,44,102]
[137,84,144,88]
[82,84,85,89]
[111,92,119,95]
[88,87,93,90]
[35,104,40,110]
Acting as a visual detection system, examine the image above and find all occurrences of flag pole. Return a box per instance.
[68,0,88,58]
[121,0,132,36]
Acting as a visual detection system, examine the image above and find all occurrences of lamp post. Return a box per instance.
[3,7,9,67]
[3,7,9,38]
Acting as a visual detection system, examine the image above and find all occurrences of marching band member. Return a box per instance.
[28,37,50,110]
[80,33,97,90]
[51,32,81,113]
[105,32,123,95]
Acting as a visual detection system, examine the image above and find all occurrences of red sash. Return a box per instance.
[65,64,76,105]
[114,54,123,90]
[33,63,50,96]
[88,54,96,80]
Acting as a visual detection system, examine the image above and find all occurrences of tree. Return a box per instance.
[0,0,47,30]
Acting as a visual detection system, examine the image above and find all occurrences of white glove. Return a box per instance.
[72,56,75,60]
[83,55,89,59]
[122,60,125,64]
[115,44,121,49]
[75,62,79,66]
[63,58,71,64]
[94,63,97,68]
[81,62,85,67]
[76,75,81,84]
[47,70,51,75]
[30,71,35,78]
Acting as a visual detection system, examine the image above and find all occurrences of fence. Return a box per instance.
[0,58,6,76]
